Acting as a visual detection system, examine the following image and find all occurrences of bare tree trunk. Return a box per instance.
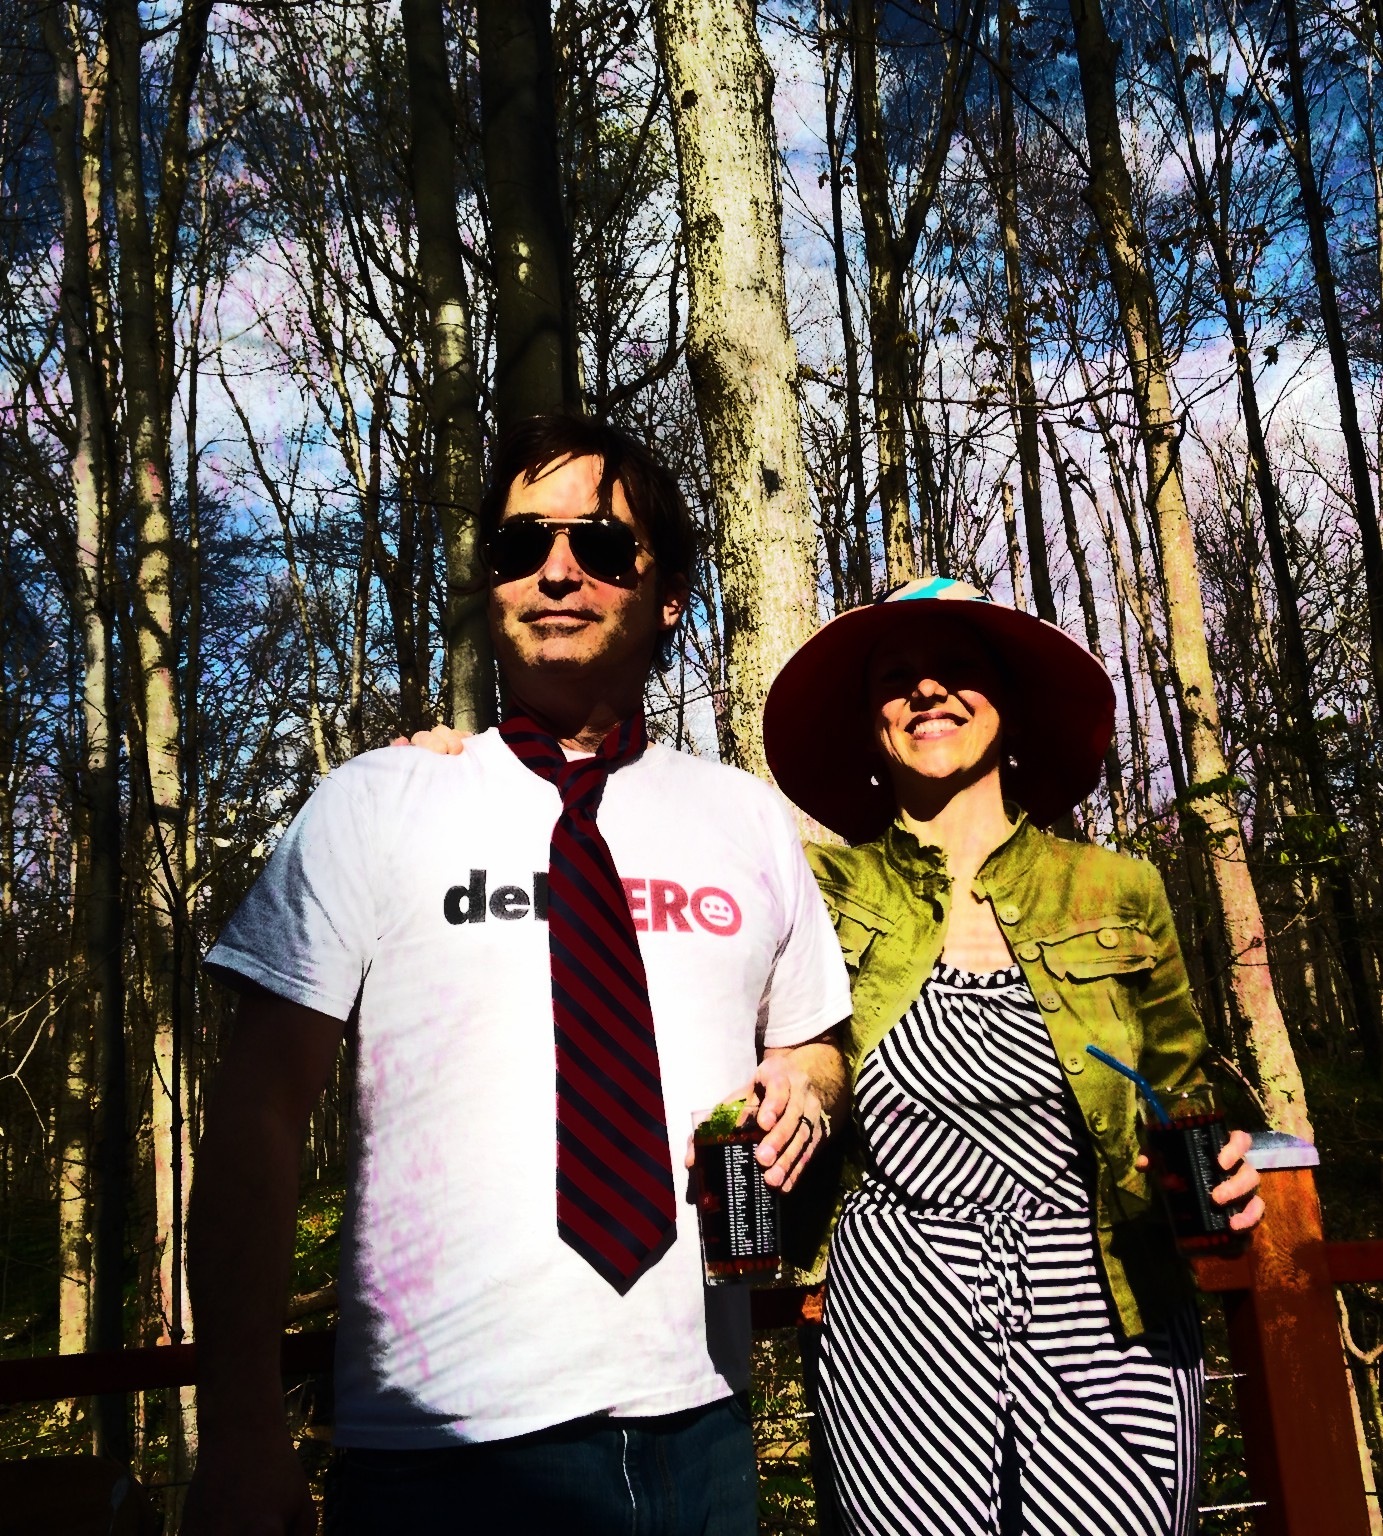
[1078,456,1236,1044]
[108,0,209,1500]
[1069,0,1310,1136]
[992,0,1054,622]
[1000,482,1028,611]
[1275,0,1383,710]
[653,0,820,784]
[478,0,580,425]
[848,0,982,586]
[403,0,494,732]
[1045,421,1128,841]
[818,2,870,603]
[1161,7,1383,1066]
[850,0,909,585]
[42,6,129,1460]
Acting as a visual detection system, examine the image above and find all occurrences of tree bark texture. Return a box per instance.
[43,6,130,1458]
[849,0,982,587]
[1045,421,1128,842]
[819,3,871,603]
[402,0,495,733]
[1278,0,1383,713]
[1068,0,1311,1137]
[993,1,1054,622]
[1000,481,1028,610]
[478,0,580,426]
[654,0,820,783]
[108,2,209,1495]
[1160,15,1383,1070]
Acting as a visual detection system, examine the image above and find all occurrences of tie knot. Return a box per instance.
[500,713,649,802]
[557,757,608,816]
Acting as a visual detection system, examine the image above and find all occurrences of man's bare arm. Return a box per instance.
[180,990,346,1536]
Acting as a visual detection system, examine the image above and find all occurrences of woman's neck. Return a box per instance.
[895,770,1013,886]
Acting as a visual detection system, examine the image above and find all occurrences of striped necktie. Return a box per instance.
[499,712,678,1292]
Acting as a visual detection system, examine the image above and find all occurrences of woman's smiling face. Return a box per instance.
[866,621,1008,802]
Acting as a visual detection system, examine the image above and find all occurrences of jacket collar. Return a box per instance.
[881,806,1042,904]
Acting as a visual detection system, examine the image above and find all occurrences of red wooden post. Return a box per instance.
[1194,1137,1370,1536]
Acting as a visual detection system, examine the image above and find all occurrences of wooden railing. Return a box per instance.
[1,1132,1379,1535]
[1189,1133,1383,1536]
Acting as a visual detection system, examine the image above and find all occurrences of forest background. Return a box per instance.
[1,0,1382,1526]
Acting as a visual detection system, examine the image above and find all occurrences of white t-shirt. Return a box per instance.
[206,729,851,1446]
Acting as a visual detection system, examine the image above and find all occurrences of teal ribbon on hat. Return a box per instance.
[880,575,994,605]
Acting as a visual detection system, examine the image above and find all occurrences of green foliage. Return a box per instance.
[699,1100,749,1138]
[752,1330,820,1534]
[293,1184,346,1299]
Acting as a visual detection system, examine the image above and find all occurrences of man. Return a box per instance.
[181,415,851,1535]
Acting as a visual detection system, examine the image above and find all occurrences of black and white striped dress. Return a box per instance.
[818,962,1203,1536]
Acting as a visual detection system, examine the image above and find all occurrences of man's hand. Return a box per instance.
[751,1043,844,1193]
[180,1430,316,1535]
[389,724,470,754]
[1136,1127,1265,1232]
[682,1033,848,1195]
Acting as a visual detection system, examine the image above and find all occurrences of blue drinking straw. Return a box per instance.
[1084,1044,1172,1126]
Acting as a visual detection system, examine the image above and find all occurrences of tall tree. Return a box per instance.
[1068,0,1313,1133]
[41,8,130,1462]
[818,0,871,603]
[1155,2,1383,1071]
[107,0,210,1489]
[982,0,1055,622]
[849,0,984,586]
[478,0,581,424]
[402,0,494,732]
[1227,0,1383,713]
[653,0,820,783]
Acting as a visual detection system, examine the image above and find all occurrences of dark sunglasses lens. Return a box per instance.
[488,521,555,582]
[566,522,639,580]
[488,520,640,583]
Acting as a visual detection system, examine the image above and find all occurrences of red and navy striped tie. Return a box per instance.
[499,712,678,1292]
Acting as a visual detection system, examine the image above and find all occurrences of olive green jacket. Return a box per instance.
[788,813,1208,1338]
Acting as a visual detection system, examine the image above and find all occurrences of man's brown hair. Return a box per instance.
[480,414,698,583]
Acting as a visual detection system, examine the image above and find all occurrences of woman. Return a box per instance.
[764,576,1263,1536]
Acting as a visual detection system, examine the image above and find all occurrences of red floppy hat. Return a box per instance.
[762,576,1117,843]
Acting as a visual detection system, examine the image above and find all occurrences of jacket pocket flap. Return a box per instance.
[824,890,895,935]
[1040,924,1157,980]
[823,893,894,969]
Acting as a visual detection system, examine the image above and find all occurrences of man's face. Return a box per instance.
[487,454,687,691]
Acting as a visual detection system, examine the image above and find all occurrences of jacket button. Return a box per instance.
[1063,1053,1084,1074]
[1090,1111,1109,1133]
[1039,991,1061,1012]
[1097,927,1119,948]
[1017,942,1040,963]
[998,902,1022,925]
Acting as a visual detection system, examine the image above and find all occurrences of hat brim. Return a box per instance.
[763,600,1116,843]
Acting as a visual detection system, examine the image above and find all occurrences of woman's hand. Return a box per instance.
[1210,1129,1265,1230]
[1136,1128,1265,1231]
[389,724,470,754]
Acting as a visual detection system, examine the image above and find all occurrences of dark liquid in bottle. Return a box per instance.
[1144,1111,1237,1252]
[693,1129,781,1284]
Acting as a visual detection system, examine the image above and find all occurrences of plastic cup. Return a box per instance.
[690,1105,782,1286]
[1140,1085,1240,1252]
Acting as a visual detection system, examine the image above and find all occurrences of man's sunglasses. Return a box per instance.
[486,516,647,585]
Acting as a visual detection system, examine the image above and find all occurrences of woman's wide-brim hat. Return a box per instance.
[763,576,1116,843]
